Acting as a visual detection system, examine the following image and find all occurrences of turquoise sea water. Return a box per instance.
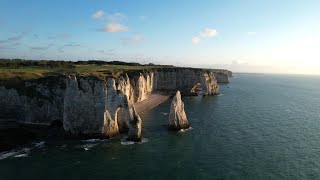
[1,73,320,179]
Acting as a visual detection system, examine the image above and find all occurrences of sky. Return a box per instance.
[0,0,320,74]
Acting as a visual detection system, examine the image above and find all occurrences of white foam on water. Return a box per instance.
[217,93,224,96]
[121,138,149,145]
[60,144,67,149]
[137,138,149,144]
[0,151,17,160]
[34,141,45,148]
[179,127,193,133]
[82,138,108,143]
[14,153,28,158]
[0,147,31,160]
[120,141,135,146]
[81,143,98,151]
[161,112,168,116]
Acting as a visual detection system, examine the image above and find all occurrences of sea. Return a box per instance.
[1,73,320,179]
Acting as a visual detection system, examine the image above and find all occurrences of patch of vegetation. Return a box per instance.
[0,59,175,82]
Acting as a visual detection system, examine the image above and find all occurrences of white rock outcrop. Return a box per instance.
[127,107,142,141]
[168,91,190,130]
[63,76,135,138]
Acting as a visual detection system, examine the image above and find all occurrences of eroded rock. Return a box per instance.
[127,107,142,142]
[168,91,190,130]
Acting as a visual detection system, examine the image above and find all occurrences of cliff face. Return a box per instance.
[152,69,219,96]
[211,69,232,83]
[214,72,229,83]
[63,76,137,138]
[0,76,65,126]
[116,68,225,104]
[0,68,229,138]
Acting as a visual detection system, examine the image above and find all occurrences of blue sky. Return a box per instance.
[1,0,320,74]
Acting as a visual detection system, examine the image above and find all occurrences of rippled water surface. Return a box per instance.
[1,73,320,179]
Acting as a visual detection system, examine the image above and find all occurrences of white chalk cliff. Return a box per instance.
[0,68,230,140]
[168,91,190,130]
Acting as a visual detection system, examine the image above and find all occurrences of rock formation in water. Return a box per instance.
[126,107,142,141]
[0,67,230,139]
[168,91,190,130]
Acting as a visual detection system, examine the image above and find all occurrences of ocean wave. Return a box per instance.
[137,138,149,144]
[179,127,193,133]
[0,151,17,160]
[82,138,108,143]
[120,138,149,145]
[80,143,98,151]
[76,138,109,150]
[34,141,45,148]
[120,141,135,146]
[161,112,168,116]
[0,148,31,160]
[14,153,28,158]
[60,144,67,149]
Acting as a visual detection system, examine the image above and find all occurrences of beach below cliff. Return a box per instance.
[133,92,170,114]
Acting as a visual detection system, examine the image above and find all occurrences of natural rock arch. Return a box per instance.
[190,82,203,95]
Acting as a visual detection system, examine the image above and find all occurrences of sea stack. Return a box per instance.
[127,107,142,141]
[168,91,190,130]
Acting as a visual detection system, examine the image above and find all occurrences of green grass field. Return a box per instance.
[0,64,166,81]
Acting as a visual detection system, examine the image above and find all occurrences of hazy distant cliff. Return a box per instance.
[0,68,231,138]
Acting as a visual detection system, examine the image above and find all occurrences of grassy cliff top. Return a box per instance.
[0,59,173,81]
[0,59,231,83]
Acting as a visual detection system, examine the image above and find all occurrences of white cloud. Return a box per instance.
[102,23,128,32]
[247,32,257,36]
[107,13,126,22]
[92,10,105,19]
[192,28,218,44]
[131,35,144,42]
[200,28,218,38]
[192,37,200,44]
[92,10,128,33]
[92,10,126,22]
[139,16,146,21]
[122,35,144,45]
